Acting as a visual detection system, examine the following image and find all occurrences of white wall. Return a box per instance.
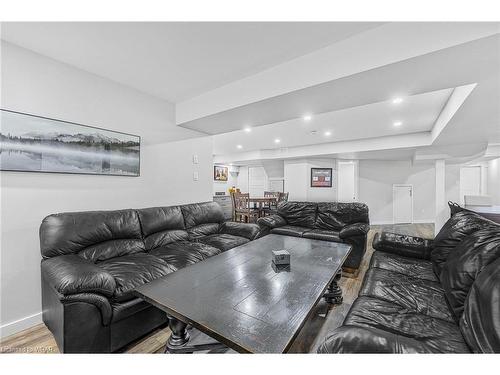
[488,158,500,204]
[284,158,336,201]
[445,164,461,204]
[0,42,213,337]
[358,160,436,224]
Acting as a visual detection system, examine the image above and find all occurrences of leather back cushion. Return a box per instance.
[431,210,498,276]
[316,202,369,231]
[79,239,145,263]
[40,209,143,259]
[460,257,500,353]
[277,202,317,228]
[181,202,224,228]
[440,229,500,321]
[137,206,189,250]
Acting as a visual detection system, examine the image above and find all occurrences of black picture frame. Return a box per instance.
[0,109,141,176]
[310,167,333,188]
[214,165,228,181]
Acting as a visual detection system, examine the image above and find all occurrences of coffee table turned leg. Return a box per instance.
[165,316,190,353]
[324,270,343,305]
[164,315,227,354]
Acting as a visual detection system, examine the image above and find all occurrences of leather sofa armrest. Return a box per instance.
[372,231,433,260]
[257,214,287,229]
[41,255,116,297]
[339,223,370,239]
[61,292,113,326]
[317,326,435,353]
[219,221,260,240]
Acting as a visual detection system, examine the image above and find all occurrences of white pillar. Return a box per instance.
[435,160,447,233]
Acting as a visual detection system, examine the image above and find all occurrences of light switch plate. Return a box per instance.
[192,155,199,164]
[193,171,199,181]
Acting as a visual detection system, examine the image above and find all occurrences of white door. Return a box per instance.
[248,167,268,196]
[393,185,413,224]
[460,166,481,205]
[338,161,357,202]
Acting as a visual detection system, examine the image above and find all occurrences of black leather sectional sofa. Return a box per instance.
[40,201,260,353]
[258,201,370,270]
[319,208,500,353]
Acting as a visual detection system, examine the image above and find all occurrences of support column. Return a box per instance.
[435,160,447,233]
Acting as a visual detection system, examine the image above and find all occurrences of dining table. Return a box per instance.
[248,196,277,215]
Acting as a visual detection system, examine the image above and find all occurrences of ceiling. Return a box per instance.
[211,33,500,163]
[0,22,383,102]
[1,22,499,164]
[213,88,453,155]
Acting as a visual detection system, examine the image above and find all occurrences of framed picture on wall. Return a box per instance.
[311,167,332,187]
[214,165,228,181]
[0,109,141,176]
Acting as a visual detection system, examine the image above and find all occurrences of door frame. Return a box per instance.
[392,184,413,224]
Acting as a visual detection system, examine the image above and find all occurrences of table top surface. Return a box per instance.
[134,234,351,353]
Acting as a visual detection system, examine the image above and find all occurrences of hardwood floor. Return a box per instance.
[0,223,434,354]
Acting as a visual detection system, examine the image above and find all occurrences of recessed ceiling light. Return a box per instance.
[274,139,281,144]
[392,97,403,104]
[393,121,403,127]
[324,131,332,136]
[303,115,312,121]
[236,144,243,149]
[243,127,252,133]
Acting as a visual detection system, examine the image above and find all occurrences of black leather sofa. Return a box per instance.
[40,201,260,353]
[257,201,370,270]
[318,208,500,353]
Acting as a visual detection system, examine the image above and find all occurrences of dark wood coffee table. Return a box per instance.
[134,234,351,353]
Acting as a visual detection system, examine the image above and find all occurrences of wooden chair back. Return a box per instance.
[278,192,289,203]
[233,193,250,212]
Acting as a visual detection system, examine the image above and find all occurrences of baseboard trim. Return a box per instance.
[0,311,42,338]
[371,220,435,226]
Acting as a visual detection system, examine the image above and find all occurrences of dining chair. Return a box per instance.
[278,192,289,204]
[233,193,260,223]
[262,191,280,216]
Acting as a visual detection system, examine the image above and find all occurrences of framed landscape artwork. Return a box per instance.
[311,167,333,187]
[0,109,140,176]
[214,165,228,181]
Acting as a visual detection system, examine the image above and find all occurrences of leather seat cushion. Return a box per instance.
[302,229,341,242]
[149,241,221,271]
[98,253,173,302]
[370,251,438,282]
[343,296,470,353]
[270,225,310,237]
[359,267,454,323]
[197,234,250,252]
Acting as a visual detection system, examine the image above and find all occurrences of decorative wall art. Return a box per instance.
[0,109,140,176]
[214,165,228,181]
[311,167,333,187]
